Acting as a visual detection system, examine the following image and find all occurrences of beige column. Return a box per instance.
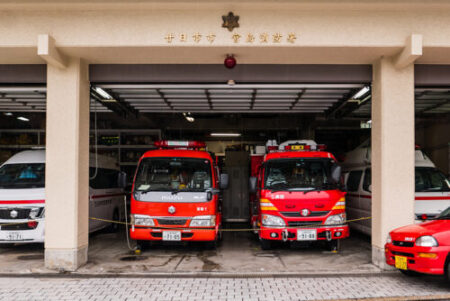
[371,56,415,268]
[44,57,90,271]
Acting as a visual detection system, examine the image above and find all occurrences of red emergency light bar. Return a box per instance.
[154,140,206,149]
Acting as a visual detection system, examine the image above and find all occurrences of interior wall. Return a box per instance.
[416,122,450,174]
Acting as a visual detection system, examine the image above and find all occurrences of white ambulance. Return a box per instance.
[342,141,450,235]
[0,150,126,244]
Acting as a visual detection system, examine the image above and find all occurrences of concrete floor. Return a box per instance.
[0,226,379,275]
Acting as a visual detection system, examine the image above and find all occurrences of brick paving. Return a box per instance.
[0,275,448,301]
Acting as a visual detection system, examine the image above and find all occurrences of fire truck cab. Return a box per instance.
[130,141,228,248]
[249,140,349,250]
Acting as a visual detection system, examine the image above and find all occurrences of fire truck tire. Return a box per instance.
[260,238,273,250]
[204,240,218,249]
[326,239,340,252]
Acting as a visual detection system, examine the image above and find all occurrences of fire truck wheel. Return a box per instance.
[326,239,340,252]
[204,240,218,249]
[260,238,273,250]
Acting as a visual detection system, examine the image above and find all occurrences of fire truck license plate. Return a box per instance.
[395,256,408,270]
[162,231,181,241]
[6,232,22,241]
[297,229,317,241]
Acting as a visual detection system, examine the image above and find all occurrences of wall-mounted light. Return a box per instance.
[183,112,195,122]
[211,133,241,137]
[17,116,29,122]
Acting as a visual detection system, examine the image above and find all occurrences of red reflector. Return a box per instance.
[27,221,38,229]
[421,214,428,220]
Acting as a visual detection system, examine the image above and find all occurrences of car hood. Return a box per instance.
[391,220,450,241]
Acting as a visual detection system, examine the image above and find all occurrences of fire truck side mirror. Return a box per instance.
[249,177,257,193]
[118,172,127,189]
[331,165,342,184]
[220,173,229,189]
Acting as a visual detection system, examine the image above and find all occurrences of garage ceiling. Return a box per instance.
[352,88,450,117]
[0,84,449,117]
[96,83,361,114]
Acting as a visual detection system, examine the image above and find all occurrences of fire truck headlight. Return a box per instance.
[415,235,438,247]
[324,213,346,225]
[190,215,216,227]
[29,207,42,219]
[261,214,285,227]
[133,214,155,226]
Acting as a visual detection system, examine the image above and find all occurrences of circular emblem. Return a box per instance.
[10,210,18,218]
[300,209,310,217]
[168,206,176,214]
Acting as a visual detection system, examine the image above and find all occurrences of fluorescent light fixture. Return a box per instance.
[3,112,13,116]
[17,116,29,122]
[211,133,241,137]
[94,87,113,100]
[182,112,195,123]
[352,86,370,99]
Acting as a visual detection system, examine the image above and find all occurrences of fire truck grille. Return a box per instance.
[0,208,31,219]
[157,218,188,226]
[393,241,414,247]
[288,221,323,227]
[282,211,330,217]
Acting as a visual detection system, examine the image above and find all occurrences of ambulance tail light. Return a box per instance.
[154,140,206,149]
[260,198,277,211]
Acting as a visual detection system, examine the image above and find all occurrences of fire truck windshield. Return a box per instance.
[134,157,212,193]
[263,158,335,192]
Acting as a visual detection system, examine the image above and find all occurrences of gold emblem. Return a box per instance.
[222,12,239,32]
[232,33,241,43]
[273,33,283,43]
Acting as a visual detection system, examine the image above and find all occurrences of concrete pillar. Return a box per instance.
[371,56,415,269]
[44,57,90,271]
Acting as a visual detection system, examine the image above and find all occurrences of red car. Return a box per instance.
[385,206,450,281]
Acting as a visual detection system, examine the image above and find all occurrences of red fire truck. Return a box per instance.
[249,140,349,251]
[130,141,228,248]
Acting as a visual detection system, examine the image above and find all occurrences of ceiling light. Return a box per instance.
[210,133,241,137]
[94,87,113,100]
[227,79,235,86]
[351,86,370,99]
[17,116,29,122]
[3,112,13,116]
[182,112,195,123]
